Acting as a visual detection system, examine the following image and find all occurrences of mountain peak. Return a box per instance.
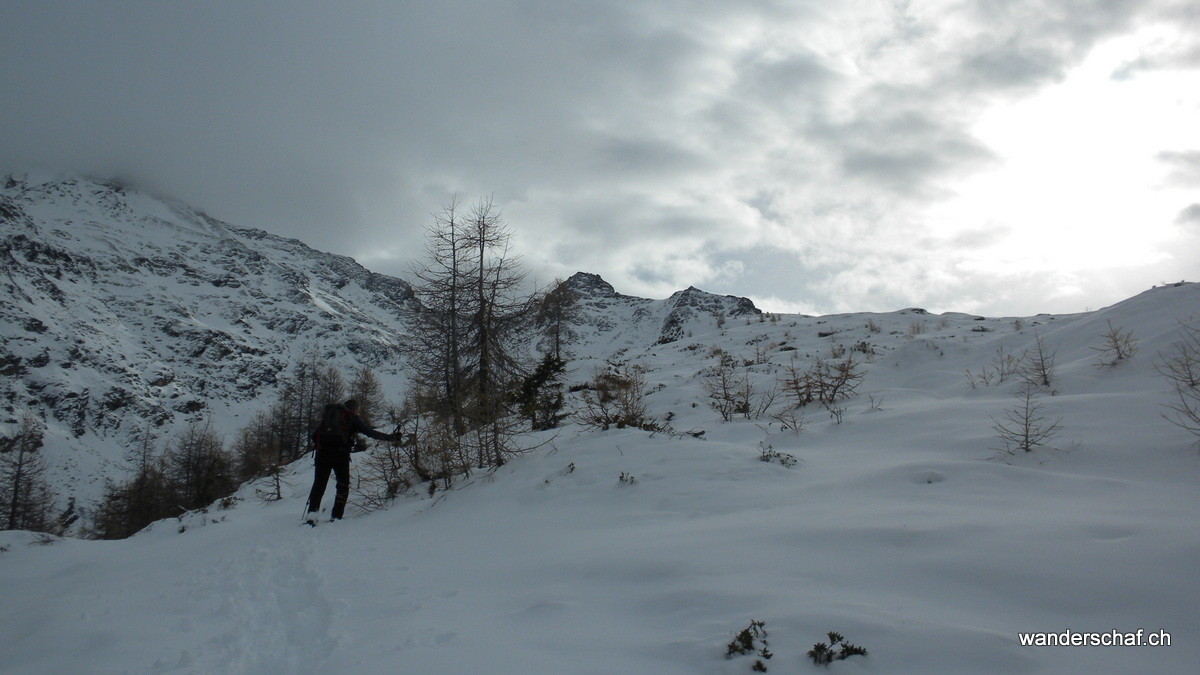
[667,284,759,317]
[563,272,619,298]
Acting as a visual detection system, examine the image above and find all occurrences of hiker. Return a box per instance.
[306,399,398,523]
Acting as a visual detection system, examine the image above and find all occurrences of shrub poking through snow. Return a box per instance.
[825,402,847,425]
[965,346,1023,389]
[778,355,864,409]
[725,619,772,671]
[807,631,868,666]
[1155,316,1200,448]
[575,365,655,431]
[991,384,1062,454]
[1091,320,1138,368]
[757,442,796,468]
[700,353,779,422]
[1019,332,1058,391]
[851,340,876,358]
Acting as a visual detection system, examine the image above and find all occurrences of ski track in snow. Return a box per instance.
[196,540,339,674]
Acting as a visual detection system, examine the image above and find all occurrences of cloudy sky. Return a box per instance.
[2,1,1197,316]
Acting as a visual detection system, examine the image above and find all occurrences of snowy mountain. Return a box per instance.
[3,173,1200,672]
[1,173,418,501]
[0,173,769,505]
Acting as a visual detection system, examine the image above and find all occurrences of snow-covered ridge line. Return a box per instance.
[560,270,761,351]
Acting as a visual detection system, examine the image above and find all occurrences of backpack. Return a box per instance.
[314,405,353,454]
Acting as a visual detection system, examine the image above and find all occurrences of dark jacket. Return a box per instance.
[312,409,391,457]
[343,411,392,442]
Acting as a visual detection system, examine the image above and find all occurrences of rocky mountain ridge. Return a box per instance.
[561,271,760,352]
[1,173,419,500]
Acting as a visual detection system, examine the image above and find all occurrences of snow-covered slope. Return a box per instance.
[1,173,418,501]
[2,272,1197,672]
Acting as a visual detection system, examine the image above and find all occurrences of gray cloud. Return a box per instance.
[829,104,997,195]
[0,0,1194,315]
[1111,2,1200,80]
[1158,151,1200,187]
[1113,43,1200,79]
[948,0,1146,89]
[587,134,711,179]
[1177,204,1200,228]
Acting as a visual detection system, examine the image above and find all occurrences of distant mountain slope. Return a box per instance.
[0,173,418,500]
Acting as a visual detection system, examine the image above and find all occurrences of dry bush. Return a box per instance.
[1019,332,1058,390]
[964,367,994,389]
[751,341,778,365]
[965,346,1022,389]
[992,346,1022,382]
[700,354,778,422]
[575,365,654,431]
[778,355,865,410]
[352,393,473,508]
[1091,320,1138,368]
[991,384,1062,454]
[850,340,877,360]
[1155,316,1200,447]
[825,401,847,424]
[354,439,416,512]
[770,406,807,434]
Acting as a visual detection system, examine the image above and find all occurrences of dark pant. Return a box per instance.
[307,452,351,519]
